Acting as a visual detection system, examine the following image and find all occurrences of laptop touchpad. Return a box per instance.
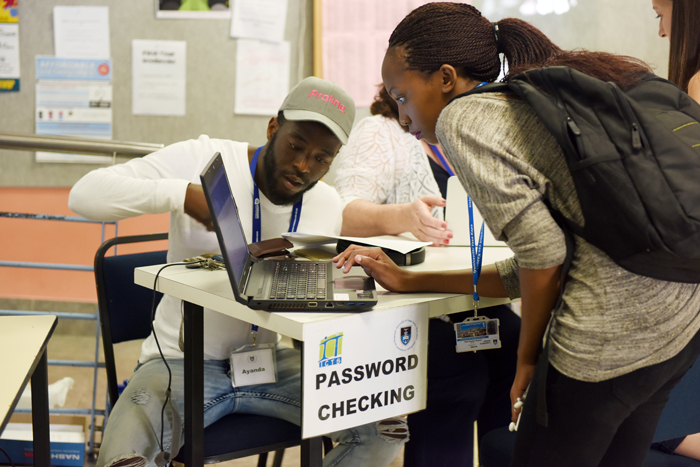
[333,276,374,290]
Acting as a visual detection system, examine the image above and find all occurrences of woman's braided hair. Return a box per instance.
[387,2,561,81]
[387,2,651,89]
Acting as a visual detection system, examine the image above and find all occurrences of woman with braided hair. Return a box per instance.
[340,2,700,466]
[334,83,522,467]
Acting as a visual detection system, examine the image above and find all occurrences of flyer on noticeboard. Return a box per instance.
[0,0,20,92]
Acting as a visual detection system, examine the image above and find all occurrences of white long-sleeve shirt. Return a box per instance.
[70,135,342,362]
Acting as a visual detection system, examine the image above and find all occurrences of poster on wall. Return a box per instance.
[35,56,114,163]
[132,39,186,116]
[230,0,287,43]
[155,0,231,19]
[0,0,20,92]
[301,303,429,438]
[53,6,110,59]
[234,39,290,116]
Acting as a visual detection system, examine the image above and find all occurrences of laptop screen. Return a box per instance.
[201,153,249,291]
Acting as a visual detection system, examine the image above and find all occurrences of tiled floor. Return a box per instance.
[37,327,405,467]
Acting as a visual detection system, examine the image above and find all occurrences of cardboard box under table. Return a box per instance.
[0,414,87,466]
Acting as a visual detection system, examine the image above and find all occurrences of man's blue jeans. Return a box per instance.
[97,346,407,467]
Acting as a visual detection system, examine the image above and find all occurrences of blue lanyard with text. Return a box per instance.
[249,146,303,243]
[250,324,258,346]
[468,197,485,315]
[429,82,486,179]
[428,144,455,177]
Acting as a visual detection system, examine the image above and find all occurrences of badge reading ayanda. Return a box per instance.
[454,317,501,352]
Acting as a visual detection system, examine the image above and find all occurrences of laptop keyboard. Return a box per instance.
[270,262,327,300]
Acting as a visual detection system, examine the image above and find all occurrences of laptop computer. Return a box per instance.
[200,152,378,312]
[445,176,506,247]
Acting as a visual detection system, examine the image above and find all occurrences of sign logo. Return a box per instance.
[400,326,411,345]
[248,354,257,363]
[319,332,343,368]
[394,319,417,351]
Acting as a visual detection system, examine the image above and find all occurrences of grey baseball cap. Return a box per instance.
[279,77,356,144]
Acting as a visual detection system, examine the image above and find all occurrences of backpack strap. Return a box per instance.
[447,82,513,106]
[534,207,576,427]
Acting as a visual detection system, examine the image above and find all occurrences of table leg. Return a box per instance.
[301,437,324,467]
[31,350,51,467]
[300,342,323,467]
[183,301,204,466]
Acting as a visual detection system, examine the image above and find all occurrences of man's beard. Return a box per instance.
[261,132,319,206]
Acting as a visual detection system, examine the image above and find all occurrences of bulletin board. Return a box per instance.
[0,0,313,187]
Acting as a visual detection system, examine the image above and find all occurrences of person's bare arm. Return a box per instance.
[510,265,562,423]
[340,197,452,246]
[184,183,213,230]
[333,245,508,297]
[688,72,700,104]
[675,433,700,461]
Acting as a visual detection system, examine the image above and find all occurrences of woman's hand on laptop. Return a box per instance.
[185,183,215,231]
[333,245,415,292]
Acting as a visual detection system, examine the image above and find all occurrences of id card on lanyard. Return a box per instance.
[231,146,306,387]
[230,324,278,387]
[454,194,501,352]
[249,146,303,243]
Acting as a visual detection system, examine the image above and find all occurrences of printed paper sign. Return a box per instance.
[0,23,19,91]
[132,39,186,116]
[35,56,113,163]
[0,0,20,92]
[301,304,429,438]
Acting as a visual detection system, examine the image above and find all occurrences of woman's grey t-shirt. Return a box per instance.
[437,93,700,382]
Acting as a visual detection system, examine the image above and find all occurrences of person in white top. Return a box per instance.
[334,85,521,467]
[69,77,407,467]
[334,85,453,246]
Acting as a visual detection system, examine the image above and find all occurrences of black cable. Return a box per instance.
[149,261,204,455]
[0,447,15,467]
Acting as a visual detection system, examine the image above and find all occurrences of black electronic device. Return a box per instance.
[335,239,426,266]
[200,152,378,312]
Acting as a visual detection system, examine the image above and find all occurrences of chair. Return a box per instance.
[95,232,302,467]
[479,356,700,467]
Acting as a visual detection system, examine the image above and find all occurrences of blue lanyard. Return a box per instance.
[428,144,455,177]
[468,197,485,306]
[249,146,303,243]
[428,81,485,178]
[464,82,489,308]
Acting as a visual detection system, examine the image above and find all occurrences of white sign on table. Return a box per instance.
[301,304,429,438]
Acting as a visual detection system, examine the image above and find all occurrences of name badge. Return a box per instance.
[455,316,501,353]
[230,343,277,387]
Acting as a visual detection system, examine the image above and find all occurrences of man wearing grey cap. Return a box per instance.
[69,77,407,467]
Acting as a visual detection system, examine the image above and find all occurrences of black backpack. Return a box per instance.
[456,66,700,283]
